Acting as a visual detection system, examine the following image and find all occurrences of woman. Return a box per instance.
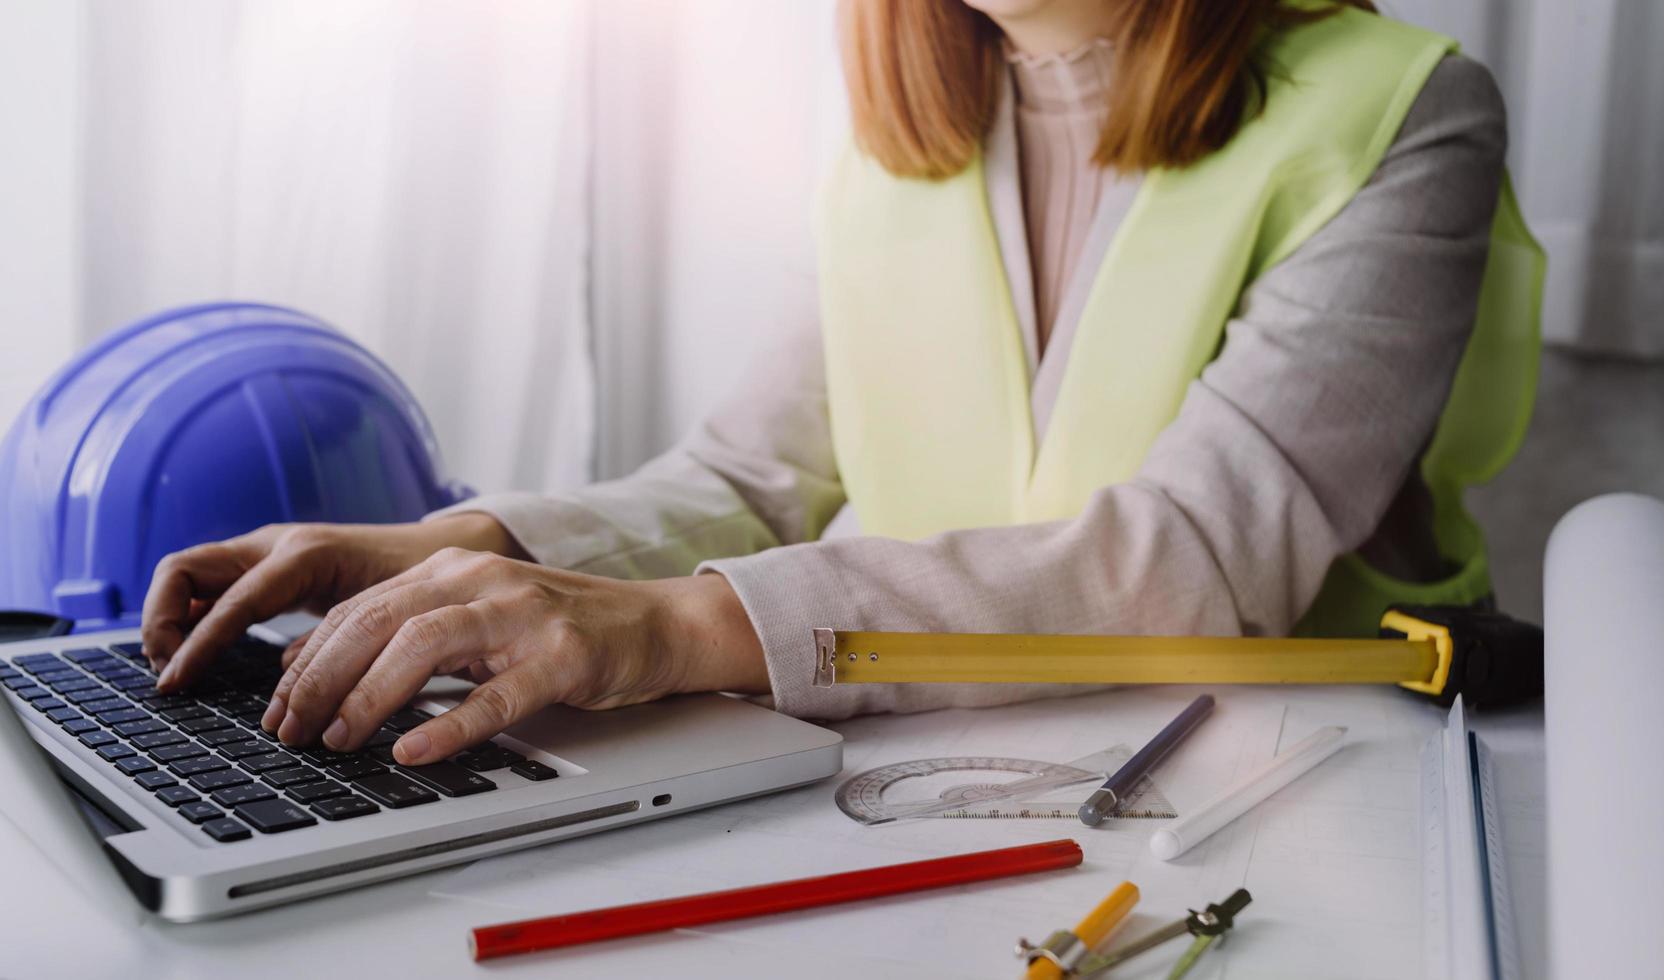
[141,0,1539,767]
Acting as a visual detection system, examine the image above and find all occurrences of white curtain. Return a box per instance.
[1383,0,1664,357]
[6,0,594,495]
[588,0,844,478]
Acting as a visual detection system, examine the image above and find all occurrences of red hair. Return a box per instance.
[839,0,1376,179]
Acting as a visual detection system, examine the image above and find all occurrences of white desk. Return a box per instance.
[0,686,1545,980]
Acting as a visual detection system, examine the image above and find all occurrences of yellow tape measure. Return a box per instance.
[811,610,1457,696]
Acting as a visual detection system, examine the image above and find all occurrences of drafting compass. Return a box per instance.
[1017,888,1252,979]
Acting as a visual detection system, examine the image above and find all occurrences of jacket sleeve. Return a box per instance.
[701,56,1508,719]
[427,315,846,579]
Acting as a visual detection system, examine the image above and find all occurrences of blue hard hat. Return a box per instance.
[0,302,472,628]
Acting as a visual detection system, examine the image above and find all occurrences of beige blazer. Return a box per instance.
[433,57,1507,720]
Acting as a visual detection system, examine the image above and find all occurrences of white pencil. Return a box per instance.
[1149,725,1347,861]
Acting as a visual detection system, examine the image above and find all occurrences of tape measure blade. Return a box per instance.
[823,630,1437,686]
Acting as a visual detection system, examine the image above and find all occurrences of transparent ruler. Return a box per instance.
[1420,696,1520,980]
[834,745,1176,825]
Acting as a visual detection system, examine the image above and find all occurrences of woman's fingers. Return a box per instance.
[324,602,501,751]
[264,569,422,729]
[158,549,318,692]
[275,579,472,747]
[395,659,558,766]
[266,548,480,712]
[140,539,262,672]
[280,630,313,670]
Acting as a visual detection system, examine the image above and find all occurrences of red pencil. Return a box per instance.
[469,838,1083,961]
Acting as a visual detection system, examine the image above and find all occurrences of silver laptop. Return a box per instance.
[0,625,842,922]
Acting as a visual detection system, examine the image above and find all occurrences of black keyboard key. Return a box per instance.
[115,756,156,776]
[33,670,79,686]
[510,760,560,781]
[159,704,213,723]
[221,694,269,713]
[157,786,199,807]
[180,715,234,735]
[230,706,270,724]
[189,769,252,792]
[31,698,68,713]
[241,751,301,774]
[201,818,251,842]
[382,708,432,733]
[234,798,317,834]
[84,699,132,717]
[85,660,130,677]
[96,709,150,728]
[45,676,99,694]
[107,642,146,660]
[63,718,101,735]
[142,694,196,711]
[2,675,36,690]
[169,756,229,777]
[14,686,51,702]
[15,653,67,673]
[112,719,168,738]
[178,801,222,823]
[263,766,323,789]
[456,746,524,772]
[131,730,188,750]
[303,746,360,764]
[65,689,117,706]
[135,770,177,790]
[47,707,83,724]
[198,727,249,747]
[287,780,351,804]
[110,673,153,688]
[325,757,386,781]
[97,742,136,762]
[352,772,439,809]
[311,796,379,821]
[122,684,160,701]
[212,784,276,808]
[216,739,270,760]
[364,728,400,749]
[78,730,117,749]
[401,761,497,798]
[65,648,110,664]
[152,743,209,763]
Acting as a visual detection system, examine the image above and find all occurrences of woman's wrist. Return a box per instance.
[418,512,530,561]
[652,572,770,696]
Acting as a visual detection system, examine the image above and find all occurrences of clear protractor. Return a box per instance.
[834,756,1103,825]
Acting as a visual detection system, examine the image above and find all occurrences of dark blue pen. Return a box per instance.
[1079,693,1215,826]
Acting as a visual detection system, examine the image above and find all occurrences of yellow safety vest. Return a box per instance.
[814,7,1545,637]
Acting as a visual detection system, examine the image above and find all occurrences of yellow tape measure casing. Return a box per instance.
[1379,610,1455,698]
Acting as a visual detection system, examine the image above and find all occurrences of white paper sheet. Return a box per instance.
[428,684,1531,979]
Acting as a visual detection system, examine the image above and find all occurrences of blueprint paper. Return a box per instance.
[431,685,1531,979]
[1544,494,1664,980]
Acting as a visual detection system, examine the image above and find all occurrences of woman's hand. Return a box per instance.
[141,513,521,690]
[258,550,769,766]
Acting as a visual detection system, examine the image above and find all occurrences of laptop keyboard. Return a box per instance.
[0,637,560,844]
